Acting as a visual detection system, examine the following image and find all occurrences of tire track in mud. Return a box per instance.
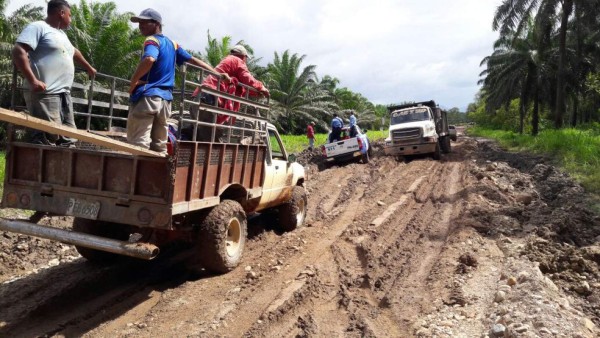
[84,163,377,337]
[0,250,195,337]
[365,161,465,334]
[236,159,421,337]
[304,163,459,337]
[0,154,468,337]
[241,159,461,337]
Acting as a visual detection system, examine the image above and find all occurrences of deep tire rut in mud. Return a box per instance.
[1,134,600,337]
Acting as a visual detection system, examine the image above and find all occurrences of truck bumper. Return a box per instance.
[384,142,437,156]
[324,151,362,163]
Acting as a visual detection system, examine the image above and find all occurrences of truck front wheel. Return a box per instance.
[432,142,441,160]
[198,200,247,273]
[279,186,308,231]
[440,136,451,154]
[72,218,130,264]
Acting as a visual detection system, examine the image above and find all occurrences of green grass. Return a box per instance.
[468,126,600,194]
[280,130,388,154]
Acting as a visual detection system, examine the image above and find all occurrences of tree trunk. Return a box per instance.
[532,101,539,136]
[519,100,525,134]
[571,96,578,127]
[532,88,539,136]
[554,0,573,129]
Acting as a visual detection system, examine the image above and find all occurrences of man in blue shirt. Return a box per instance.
[330,113,344,143]
[127,8,229,154]
[348,111,357,137]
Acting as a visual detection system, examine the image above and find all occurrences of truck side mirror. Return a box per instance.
[288,154,297,163]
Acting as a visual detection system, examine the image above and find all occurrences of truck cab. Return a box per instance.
[383,100,452,160]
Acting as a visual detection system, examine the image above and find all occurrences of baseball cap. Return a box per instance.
[230,45,248,57]
[131,8,162,24]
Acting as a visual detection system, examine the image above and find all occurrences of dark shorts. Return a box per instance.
[24,91,76,145]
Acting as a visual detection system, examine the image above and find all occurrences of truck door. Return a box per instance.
[258,128,292,209]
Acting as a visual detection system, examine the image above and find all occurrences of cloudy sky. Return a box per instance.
[6,0,501,111]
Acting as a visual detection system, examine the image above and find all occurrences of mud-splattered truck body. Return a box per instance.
[383,100,452,160]
[0,64,306,273]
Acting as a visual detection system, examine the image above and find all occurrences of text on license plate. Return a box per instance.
[66,198,100,219]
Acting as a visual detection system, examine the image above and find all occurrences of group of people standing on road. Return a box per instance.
[12,2,268,155]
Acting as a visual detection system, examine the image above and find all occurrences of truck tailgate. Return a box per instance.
[324,138,359,158]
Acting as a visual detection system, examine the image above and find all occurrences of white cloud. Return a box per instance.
[5,0,500,110]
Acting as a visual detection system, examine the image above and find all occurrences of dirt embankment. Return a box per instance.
[1,134,599,337]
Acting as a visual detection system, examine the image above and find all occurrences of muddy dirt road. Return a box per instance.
[1,134,600,337]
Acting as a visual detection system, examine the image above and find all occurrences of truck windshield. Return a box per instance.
[390,107,430,124]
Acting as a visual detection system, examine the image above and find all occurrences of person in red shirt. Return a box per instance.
[190,45,269,142]
[307,121,315,150]
[193,45,268,118]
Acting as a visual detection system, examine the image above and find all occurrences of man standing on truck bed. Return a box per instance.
[349,111,357,137]
[12,0,97,146]
[127,8,229,154]
[196,45,269,109]
[330,113,344,143]
[191,45,269,131]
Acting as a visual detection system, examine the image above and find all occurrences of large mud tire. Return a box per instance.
[432,142,441,160]
[440,136,451,154]
[198,200,247,273]
[72,218,130,264]
[278,186,308,232]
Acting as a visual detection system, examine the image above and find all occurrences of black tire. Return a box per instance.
[198,200,247,273]
[368,145,373,158]
[440,136,451,154]
[278,186,308,231]
[72,218,130,264]
[432,142,441,160]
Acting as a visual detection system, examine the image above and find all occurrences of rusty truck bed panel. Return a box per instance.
[173,142,265,203]
[2,142,266,229]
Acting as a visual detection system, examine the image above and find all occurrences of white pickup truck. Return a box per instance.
[321,126,372,165]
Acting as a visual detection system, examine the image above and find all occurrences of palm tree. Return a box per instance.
[266,50,336,133]
[480,18,552,135]
[493,0,600,128]
[202,31,267,81]
[0,2,43,108]
[203,31,232,67]
[67,0,143,78]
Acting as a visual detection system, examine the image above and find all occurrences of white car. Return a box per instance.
[448,125,457,141]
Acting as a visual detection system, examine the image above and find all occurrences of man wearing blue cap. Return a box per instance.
[127,8,229,154]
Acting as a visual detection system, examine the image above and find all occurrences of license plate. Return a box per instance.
[66,198,100,219]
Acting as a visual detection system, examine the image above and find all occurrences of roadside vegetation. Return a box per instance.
[280,130,387,154]
[468,126,600,195]
[470,0,600,196]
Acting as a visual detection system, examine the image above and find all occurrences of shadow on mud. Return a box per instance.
[0,212,288,337]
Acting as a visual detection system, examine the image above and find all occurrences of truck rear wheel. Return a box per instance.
[72,218,130,264]
[440,136,451,154]
[198,200,247,273]
[279,186,308,231]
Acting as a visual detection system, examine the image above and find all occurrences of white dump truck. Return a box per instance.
[383,100,452,160]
